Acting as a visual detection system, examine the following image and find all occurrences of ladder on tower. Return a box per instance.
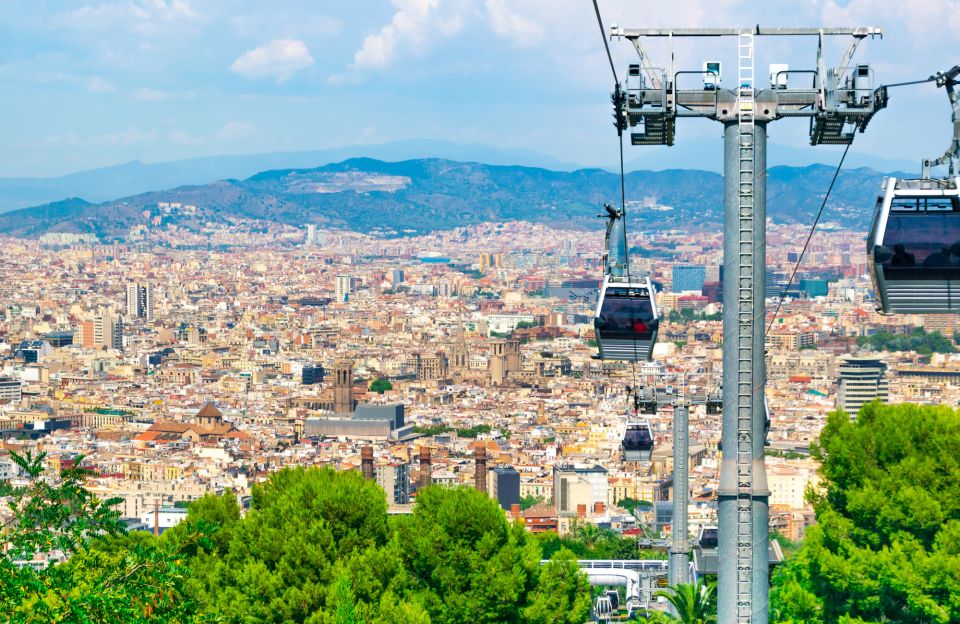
[735,30,755,624]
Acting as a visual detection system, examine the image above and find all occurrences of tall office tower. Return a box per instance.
[333,359,355,414]
[391,269,404,285]
[81,313,123,350]
[672,264,707,293]
[488,466,521,510]
[335,275,351,303]
[836,356,889,415]
[306,224,316,247]
[125,283,153,321]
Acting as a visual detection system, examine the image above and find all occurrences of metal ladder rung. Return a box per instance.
[735,28,756,623]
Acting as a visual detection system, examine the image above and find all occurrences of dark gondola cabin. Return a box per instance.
[622,420,654,462]
[699,526,719,550]
[868,176,960,313]
[594,275,659,361]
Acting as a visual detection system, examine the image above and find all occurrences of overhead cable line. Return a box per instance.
[590,0,641,404]
[591,0,618,83]
[768,70,951,333]
[765,141,852,336]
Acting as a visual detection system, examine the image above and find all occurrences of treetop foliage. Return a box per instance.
[856,327,956,355]
[0,458,596,624]
[772,402,960,623]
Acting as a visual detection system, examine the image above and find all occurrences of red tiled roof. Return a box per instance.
[195,402,222,419]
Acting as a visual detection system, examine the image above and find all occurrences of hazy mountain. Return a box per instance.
[0,140,583,213]
[0,158,897,241]
[0,137,920,215]
[623,137,921,174]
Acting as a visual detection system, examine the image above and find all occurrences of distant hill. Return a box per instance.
[0,158,898,240]
[0,140,584,213]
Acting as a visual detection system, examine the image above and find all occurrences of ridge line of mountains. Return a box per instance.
[1,156,899,240]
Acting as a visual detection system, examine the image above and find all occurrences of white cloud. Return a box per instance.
[132,87,196,101]
[484,0,542,45]
[134,87,170,101]
[87,76,116,92]
[168,129,204,146]
[216,121,255,140]
[95,126,159,146]
[28,132,81,148]
[230,39,315,82]
[55,0,198,35]
[352,0,460,69]
[228,12,341,39]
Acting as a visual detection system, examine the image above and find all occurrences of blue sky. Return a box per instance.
[0,0,956,177]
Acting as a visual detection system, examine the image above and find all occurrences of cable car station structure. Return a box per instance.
[606,25,887,623]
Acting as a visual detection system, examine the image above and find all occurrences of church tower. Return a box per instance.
[333,359,355,414]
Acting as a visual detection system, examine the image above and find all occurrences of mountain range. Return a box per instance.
[0,157,898,240]
[0,138,921,215]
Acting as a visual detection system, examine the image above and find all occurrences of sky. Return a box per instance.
[0,0,957,177]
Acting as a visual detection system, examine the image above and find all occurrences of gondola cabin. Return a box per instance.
[868,176,960,313]
[622,420,654,462]
[699,526,719,550]
[594,275,659,361]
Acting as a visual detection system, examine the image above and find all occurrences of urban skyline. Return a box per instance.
[2,2,959,623]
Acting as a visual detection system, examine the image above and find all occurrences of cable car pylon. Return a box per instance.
[600,23,887,624]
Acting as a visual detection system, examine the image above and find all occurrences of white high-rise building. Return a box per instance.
[125,282,153,321]
[375,463,410,505]
[836,356,888,415]
[335,275,352,303]
[306,224,316,247]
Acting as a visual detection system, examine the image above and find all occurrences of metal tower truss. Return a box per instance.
[607,25,885,624]
[614,26,884,145]
[735,32,756,621]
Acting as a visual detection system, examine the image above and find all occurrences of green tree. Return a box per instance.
[771,402,960,622]
[369,378,393,394]
[395,485,539,624]
[856,327,956,355]
[0,450,210,623]
[455,424,492,438]
[181,466,390,623]
[333,576,364,624]
[520,494,545,510]
[523,548,591,624]
[617,497,653,516]
[655,580,717,624]
[412,424,453,436]
[536,527,664,561]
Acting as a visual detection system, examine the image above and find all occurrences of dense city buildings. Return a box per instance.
[0,218,949,548]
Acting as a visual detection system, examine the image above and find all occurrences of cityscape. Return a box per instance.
[0,2,958,623]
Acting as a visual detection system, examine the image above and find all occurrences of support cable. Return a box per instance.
[591,0,641,385]
[765,141,851,336]
[880,76,936,89]
[591,0,618,83]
